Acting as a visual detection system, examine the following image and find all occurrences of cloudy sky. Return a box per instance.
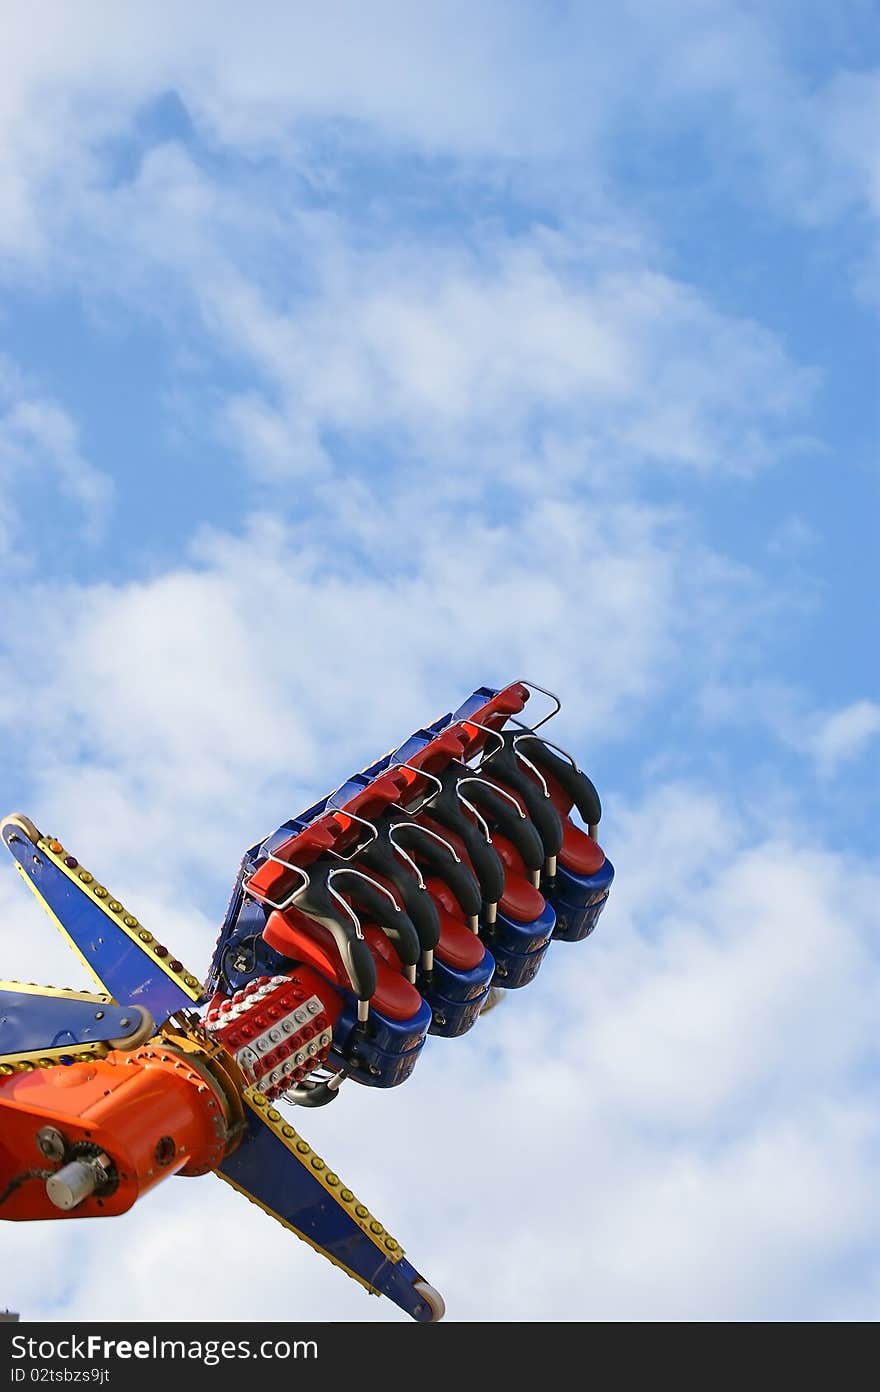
[0,2,878,1322]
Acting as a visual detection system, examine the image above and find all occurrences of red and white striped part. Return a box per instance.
[204,974,334,1100]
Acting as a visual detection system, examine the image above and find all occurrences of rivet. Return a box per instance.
[370,1220,383,1234]
[310,1157,324,1171]
[384,1238,399,1251]
[123,916,138,928]
[326,1173,339,1186]
[281,1125,295,1139]
[340,1188,354,1202]
[78,871,93,884]
[267,1108,281,1123]
[355,1204,368,1219]
[252,1093,267,1108]
[93,886,108,899]
[295,1141,309,1155]
[108,900,122,913]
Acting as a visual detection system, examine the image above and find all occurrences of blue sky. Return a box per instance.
[0,2,878,1321]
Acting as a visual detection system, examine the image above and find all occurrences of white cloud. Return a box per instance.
[0,4,878,283]
[212,246,815,479]
[40,146,816,485]
[702,682,880,783]
[0,355,111,554]
[0,483,783,905]
[807,699,880,778]
[767,513,819,558]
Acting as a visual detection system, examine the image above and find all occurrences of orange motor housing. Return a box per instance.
[0,1043,231,1221]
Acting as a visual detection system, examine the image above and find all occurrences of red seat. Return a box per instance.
[499,871,546,923]
[525,764,606,877]
[418,819,546,923]
[362,938,424,1020]
[490,829,528,879]
[263,907,422,1022]
[362,923,401,969]
[559,821,606,877]
[422,878,485,971]
[435,906,485,972]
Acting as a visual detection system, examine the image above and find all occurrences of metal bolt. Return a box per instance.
[36,1127,66,1162]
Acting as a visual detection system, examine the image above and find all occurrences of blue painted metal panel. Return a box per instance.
[426,983,492,1037]
[3,829,195,1024]
[547,856,614,942]
[481,899,555,988]
[390,732,432,764]
[218,1103,436,1320]
[423,950,495,1005]
[330,995,432,1087]
[421,945,495,1036]
[0,988,147,1059]
[452,686,500,721]
[487,936,551,989]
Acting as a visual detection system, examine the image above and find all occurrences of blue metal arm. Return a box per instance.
[218,1089,445,1321]
[1,814,203,1027]
[0,981,154,1065]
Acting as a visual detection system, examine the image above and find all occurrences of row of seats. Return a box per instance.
[209,683,614,1091]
